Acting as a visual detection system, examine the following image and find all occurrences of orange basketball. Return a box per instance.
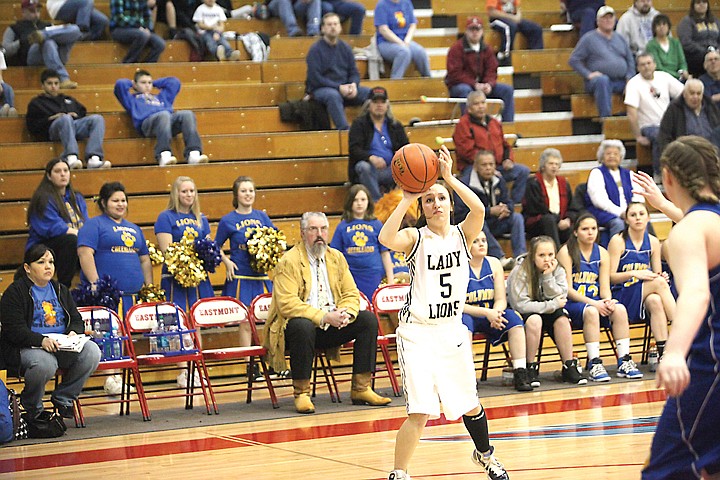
[391,143,439,193]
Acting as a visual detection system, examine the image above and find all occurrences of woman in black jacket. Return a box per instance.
[0,244,101,420]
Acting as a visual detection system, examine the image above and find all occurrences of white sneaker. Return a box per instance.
[87,155,111,169]
[216,44,226,61]
[176,370,202,388]
[230,49,242,61]
[472,447,509,480]
[103,374,135,395]
[188,151,209,164]
[159,151,177,166]
[388,470,410,480]
[64,155,83,170]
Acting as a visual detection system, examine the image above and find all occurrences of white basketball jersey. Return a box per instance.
[399,225,471,325]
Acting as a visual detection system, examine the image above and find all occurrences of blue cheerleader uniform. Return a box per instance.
[330,218,387,300]
[611,231,652,323]
[215,209,275,306]
[155,210,215,312]
[461,257,523,346]
[566,243,610,328]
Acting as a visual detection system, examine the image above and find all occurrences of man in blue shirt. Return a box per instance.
[306,12,371,130]
[700,50,720,104]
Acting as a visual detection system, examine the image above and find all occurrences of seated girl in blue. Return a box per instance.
[78,182,152,317]
[557,212,641,382]
[330,185,394,301]
[155,176,214,312]
[461,231,530,392]
[608,202,673,358]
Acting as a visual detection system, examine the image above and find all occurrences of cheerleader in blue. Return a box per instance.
[557,212,642,382]
[641,136,720,480]
[330,185,394,301]
[155,176,215,312]
[462,231,531,391]
[608,202,672,358]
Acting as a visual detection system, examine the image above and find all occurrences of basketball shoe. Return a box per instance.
[587,357,611,382]
[617,355,643,379]
[388,470,410,479]
[472,446,510,480]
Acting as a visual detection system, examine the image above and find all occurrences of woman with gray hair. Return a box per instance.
[585,139,644,245]
[522,148,574,247]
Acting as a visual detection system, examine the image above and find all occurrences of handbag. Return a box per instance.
[22,410,66,439]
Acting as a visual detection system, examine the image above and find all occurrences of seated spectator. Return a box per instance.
[26,69,110,170]
[453,90,528,203]
[2,0,81,89]
[110,0,166,64]
[561,0,605,38]
[585,139,645,244]
[323,0,365,35]
[46,0,109,41]
[677,0,720,77]
[306,13,370,130]
[444,16,515,122]
[645,14,689,80]
[624,52,684,183]
[658,78,720,152]
[507,236,587,387]
[193,0,242,61]
[0,51,18,117]
[522,148,573,248]
[27,159,89,288]
[264,211,391,414]
[374,0,430,79]
[700,49,720,103]
[0,245,101,421]
[268,0,321,37]
[454,150,527,269]
[114,70,210,166]
[486,0,543,65]
[568,6,635,118]
[463,231,532,392]
[348,86,409,200]
[616,0,659,58]
[153,0,198,39]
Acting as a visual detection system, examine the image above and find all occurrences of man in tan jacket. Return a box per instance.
[264,211,391,414]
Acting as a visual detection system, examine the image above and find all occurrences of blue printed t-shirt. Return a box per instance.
[155,209,211,274]
[369,121,394,166]
[78,214,149,294]
[374,0,416,44]
[215,209,275,277]
[330,218,387,273]
[30,283,66,334]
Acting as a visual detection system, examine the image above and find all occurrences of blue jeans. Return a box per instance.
[501,163,530,205]
[56,0,109,40]
[268,0,321,36]
[570,8,599,38]
[111,27,165,63]
[354,161,395,200]
[448,82,515,123]
[486,212,526,257]
[377,41,430,79]
[584,74,626,118]
[322,0,365,35]
[311,85,370,130]
[490,18,543,54]
[1,82,15,107]
[200,31,232,59]
[27,24,81,81]
[640,125,661,177]
[141,110,202,159]
[19,341,101,413]
[48,114,105,160]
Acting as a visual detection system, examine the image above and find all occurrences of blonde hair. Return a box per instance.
[661,136,720,204]
[168,176,202,223]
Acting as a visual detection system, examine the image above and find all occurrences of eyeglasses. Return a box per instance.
[304,226,329,234]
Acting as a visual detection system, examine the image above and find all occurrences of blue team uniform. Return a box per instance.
[566,243,611,328]
[611,231,652,322]
[155,210,215,312]
[461,257,524,345]
[215,209,275,306]
[642,203,720,480]
[78,214,150,315]
[330,218,387,300]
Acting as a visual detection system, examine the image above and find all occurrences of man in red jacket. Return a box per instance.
[452,90,528,204]
[444,16,514,123]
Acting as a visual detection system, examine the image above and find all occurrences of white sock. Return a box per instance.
[189,150,201,158]
[66,154,78,162]
[616,338,630,358]
[512,358,526,369]
[160,151,173,159]
[586,342,600,361]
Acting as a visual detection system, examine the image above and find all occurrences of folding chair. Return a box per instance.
[189,296,279,409]
[71,306,151,426]
[125,302,218,415]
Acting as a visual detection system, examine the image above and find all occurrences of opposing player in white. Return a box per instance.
[379,145,510,480]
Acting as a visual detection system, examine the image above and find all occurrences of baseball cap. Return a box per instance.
[21,0,39,10]
[466,16,483,29]
[596,6,615,19]
[370,86,388,101]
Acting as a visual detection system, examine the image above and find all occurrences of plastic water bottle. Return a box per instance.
[648,343,659,372]
[158,318,169,352]
[111,324,120,358]
[168,326,181,352]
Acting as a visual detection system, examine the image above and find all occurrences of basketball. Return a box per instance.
[391,143,439,193]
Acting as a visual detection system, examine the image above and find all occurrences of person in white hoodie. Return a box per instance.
[616,0,660,57]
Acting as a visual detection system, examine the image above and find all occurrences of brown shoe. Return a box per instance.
[59,79,78,89]
[292,379,315,414]
[28,30,45,45]
[350,372,392,406]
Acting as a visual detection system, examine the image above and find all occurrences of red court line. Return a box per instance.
[0,389,667,473]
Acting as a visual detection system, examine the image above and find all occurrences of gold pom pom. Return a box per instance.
[137,283,166,303]
[146,240,165,266]
[164,230,208,287]
[245,227,287,274]
[374,189,419,224]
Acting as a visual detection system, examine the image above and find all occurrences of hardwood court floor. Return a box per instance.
[0,378,665,479]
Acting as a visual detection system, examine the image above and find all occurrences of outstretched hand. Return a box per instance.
[632,171,666,209]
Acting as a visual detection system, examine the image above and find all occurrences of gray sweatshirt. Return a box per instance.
[506,255,568,315]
